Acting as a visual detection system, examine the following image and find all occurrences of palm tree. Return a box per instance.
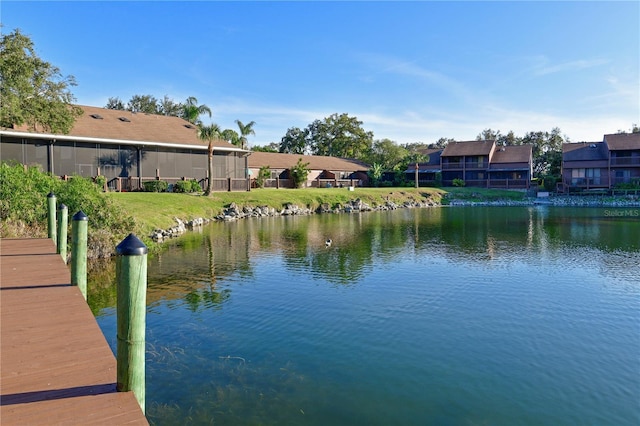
[235,119,256,150]
[198,123,222,196]
[183,96,212,125]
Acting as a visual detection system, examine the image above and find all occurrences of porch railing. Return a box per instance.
[105,176,249,192]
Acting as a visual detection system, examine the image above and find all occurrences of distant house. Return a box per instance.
[247,151,369,188]
[561,142,609,190]
[561,133,640,191]
[409,148,443,186]
[0,105,248,191]
[438,140,532,189]
[489,145,533,189]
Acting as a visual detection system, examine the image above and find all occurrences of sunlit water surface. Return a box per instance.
[92,206,640,425]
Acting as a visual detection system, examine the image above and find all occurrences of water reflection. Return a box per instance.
[89,206,639,314]
[88,206,639,426]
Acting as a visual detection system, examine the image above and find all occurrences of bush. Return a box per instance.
[143,180,169,192]
[173,179,201,193]
[290,158,310,189]
[452,178,465,187]
[614,179,640,190]
[540,175,557,192]
[0,162,57,225]
[255,166,271,189]
[0,162,136,254]
[93,175,107,190]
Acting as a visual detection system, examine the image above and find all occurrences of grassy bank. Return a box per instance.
[107,187,527,236]
[106,187,442,234]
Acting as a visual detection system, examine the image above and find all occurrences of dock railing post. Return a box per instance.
[116,234,148,414]
[57,203,68,262]
[47,192,57,246]
[71,211,88,299]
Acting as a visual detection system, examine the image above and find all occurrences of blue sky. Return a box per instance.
[3,1,639,146]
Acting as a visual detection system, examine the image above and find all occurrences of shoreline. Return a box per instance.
[150,194,640,242]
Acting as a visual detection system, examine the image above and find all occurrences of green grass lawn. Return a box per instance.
[106,186,526,235]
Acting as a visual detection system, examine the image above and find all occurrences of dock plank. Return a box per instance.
[1,238,148,425]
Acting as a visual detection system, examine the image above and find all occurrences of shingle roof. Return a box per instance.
[441,140,495,156]
[604,133,640,150]
[562,142,608,161]
[248,151,369,171]
[491,145,532,163]
[418,148,442,166]
[6,105,240,151]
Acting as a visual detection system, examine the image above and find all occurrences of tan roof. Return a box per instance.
[441,140,495,156]
[6,105,240,151]
[491,145,532,163]
[248,151,369,171]
[604,133,640,150]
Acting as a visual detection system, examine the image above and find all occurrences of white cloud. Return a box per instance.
[531,56,609,76]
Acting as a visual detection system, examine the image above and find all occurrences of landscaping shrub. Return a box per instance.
[93,175,107,191]
[452,178,466,187]
[614,179,640,190]
[540,175,557,192]
[143,180,169,192]
[255,166,271,189]
[0,162,136,254]
[174,179,201,193]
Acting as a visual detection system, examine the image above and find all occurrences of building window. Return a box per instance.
[572,168,600,185]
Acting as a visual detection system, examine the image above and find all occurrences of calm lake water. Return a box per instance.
[92,206,640,425]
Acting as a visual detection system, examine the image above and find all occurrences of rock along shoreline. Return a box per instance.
[150,194,640,243]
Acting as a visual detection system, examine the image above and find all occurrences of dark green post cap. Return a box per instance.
[73,211,88,221]
[116,233,148,256]
[48,192,56,198]
[59,203,67,210]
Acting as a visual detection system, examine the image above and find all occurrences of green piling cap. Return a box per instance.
[116,233,148,256]
[59,203,67,210]
[48,192,56,198]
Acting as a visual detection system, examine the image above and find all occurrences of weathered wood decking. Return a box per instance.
[0,238,148,425]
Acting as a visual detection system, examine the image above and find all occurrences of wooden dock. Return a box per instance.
[0,238,148,425]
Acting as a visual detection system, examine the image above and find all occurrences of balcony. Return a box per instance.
[441,161,486,170]
[441,162,463,170]
[610,157,640,166]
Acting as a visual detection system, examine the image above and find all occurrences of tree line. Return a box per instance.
[104,94,256,151]
[3,28,639,190]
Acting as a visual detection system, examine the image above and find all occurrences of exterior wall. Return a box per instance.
[0,136,247,191]
[562,159,611,190]
[441,154,492,186]
[609,149,640,186]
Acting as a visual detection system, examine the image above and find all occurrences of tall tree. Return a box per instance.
[476,128,501,141]
[496,130,522,146]
[220,128,240,146]
[235,119,256,150]
[367,139,408,171]
[105,97,125,110]
[279,127,308,154]
[182,96,211,125]
[307,113,373,159]
[127,94,159,114]
[429,137,455,149]
[198,123,222,196]
[522,127,565,176]
[252,142,279,152]
[158,95,183,117]
[0,29,82,133]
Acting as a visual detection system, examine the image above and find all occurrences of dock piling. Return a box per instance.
[71,211,88,299]
[47,192,57,246]
[57,203,68,262]
[116,233,148,414]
